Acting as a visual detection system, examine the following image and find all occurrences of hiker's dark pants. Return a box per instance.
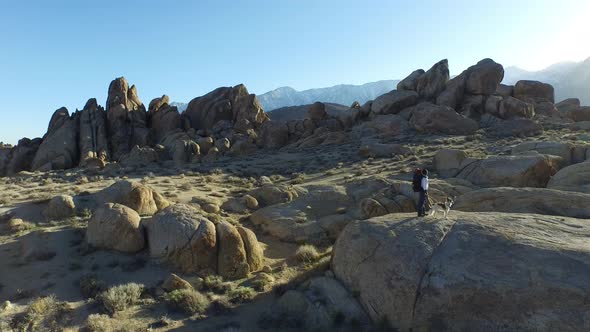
[418,191,426,216]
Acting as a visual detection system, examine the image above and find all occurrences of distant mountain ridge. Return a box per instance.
[257,80,398,111]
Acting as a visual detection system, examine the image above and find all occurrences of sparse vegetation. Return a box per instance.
[203,275,230,294]
[86,313,148,332]
[17,295,70,331]
[164,289,210,315]
[100,283,144,315]
[228,286,256,303]
[79,275,105,299]
[294,244,320,263]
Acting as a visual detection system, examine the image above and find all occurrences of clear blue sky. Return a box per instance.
[1,0,589,144]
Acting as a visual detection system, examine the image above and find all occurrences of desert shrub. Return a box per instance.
[100,283,143,315]
[86,314,147,332]
[228,286,256,303]
[294,244,320,263]
[164,289,209,315]
[21,295,70,331]
[79,275,105,299]
[203,275,230,294]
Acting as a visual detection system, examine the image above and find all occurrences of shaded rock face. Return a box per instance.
[485,116,543,138]
[416,59,450,100]
[454,187,590,219]
[564,106,590,122]
[397,69,425,91]
[6,138,42,176]
[371,90,419,115]
[79,98,109,164]
[512,141,576,165]
[43,195,76,221]
[86,203,145,253]
[332,212,590,331]
[92,180,170,216]
[184,84,268,136]
[410,103,479,135]
[499,96,535,119]
[556,98,580,113]
[148,95,181,143]
[435,73,467,109]
[106,77,148,161]
[159,130,201,164]
[514,80,555,103]
[32,107,80,171]
[258,121,289,149]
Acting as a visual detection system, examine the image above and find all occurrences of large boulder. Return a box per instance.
[547,162,590,194]
[397,69,425,91]
[78,98,109,165]
[486,117,543,137]
[514,80,555,103]
[512,141,575,165]
[145,204,218,274]
[498,97,535,119]
[433,149,477,178]
[184,84,268,134]
[236,226,264,272]
[86,203,145,253]
[455,154,562,187]
[92,180,170,216]
[556,98,580,113]
[435,73,467,109]
[371,90,418,115]
[350,114,410,139]
[119,145,160,165]
[248,184,306,207]
[416,59,449,100]
[43,195,76,220]
[332,212,590,331]
[410,103,478,135]
[106,77,149,160]
[216,221,250,279]
[464,58,504,95]
[0,144,12,176]
[159,130,200,164]
[454,187,590,218]
[564,106,590,122]
[147,95,181,143]
[32,107,80,171]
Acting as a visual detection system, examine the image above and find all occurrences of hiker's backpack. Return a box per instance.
[412,168,423,192]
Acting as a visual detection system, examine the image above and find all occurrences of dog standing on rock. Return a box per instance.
[427,196,456,219]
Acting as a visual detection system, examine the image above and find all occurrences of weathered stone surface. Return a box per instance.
[161,273,193,292]
[332,212,590,331]
[436,73,467,109]
[79,98,109,164]
[547,161,590,194]
[454,187,590,218]
[564,106,590,122]
[514,80,555,103]
[216,221,250,279]
[351,114,410,139]
[160,130,200,163]
[237,226,264,272]
[358,142,411,158]
[495,84,514,97]
[119,145,159,165]
[371,90,419,115]
[145,204,217,273]
[433,149,477,178]
[487,117,543,137]
[258,121,289,149]
[455,154,562,187]
[86,203,145,253]
[43,195,76,220]
[556,98,581,113]
[484,95,503,116]
[499,96,535,119]
[410,103,478,135]
[416,59,449,100]
[397,69,425,91]
[512,141,574,165]
[32,107,80,171]
[248,184,306,207]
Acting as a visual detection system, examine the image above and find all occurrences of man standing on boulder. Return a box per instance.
[418,169,429,217]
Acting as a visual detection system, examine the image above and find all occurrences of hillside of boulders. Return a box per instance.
[1,58,590,331]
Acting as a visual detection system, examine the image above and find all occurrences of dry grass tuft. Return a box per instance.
[164,289,210,315]
[228,286,256,303]
[86,314,147,332]
[100,283,143,315]
[294,244,320,263]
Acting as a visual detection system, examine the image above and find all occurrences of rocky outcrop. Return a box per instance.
[484,117,543,137]
[258,121,289,149]
[332,212,590,331]
[433,149,476,178]
[216,221,250,279]
[159,130,200,164]
[564,106,590,122]
[5,138,42,176]
[357,142,411,158]
[415,59,449,100]
[409,103,478,135]
[556,98,580,113]
[512,141,576,165]
[454,187,590,218]
[547,161,590,194]
[397,69,425,91]
[148,95,181,143]
[119,145,160,165]
[106,77,149,161]
[32,107,80,171]
[514,80,555,103]
[184,84,268,137]
[86,203,145,253]
[79,98,109,165]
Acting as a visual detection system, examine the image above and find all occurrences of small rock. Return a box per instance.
[43,195,76,220]
[162,273,194,292]
[262,265,273,273]
[203,203,221,214]
[242,195,259,210]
